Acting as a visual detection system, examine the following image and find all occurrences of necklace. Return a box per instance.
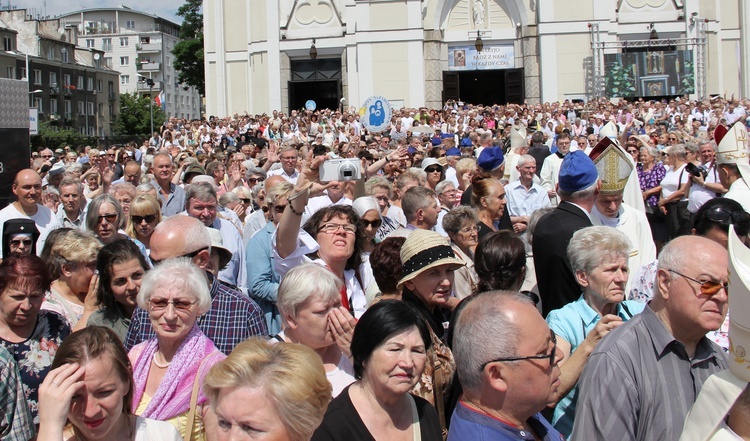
[152,352,171,369]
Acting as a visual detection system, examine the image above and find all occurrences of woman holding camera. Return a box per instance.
[274,154,368,319]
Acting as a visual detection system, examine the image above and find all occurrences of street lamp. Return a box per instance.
[146,78,155,137]
[29,89,42,107]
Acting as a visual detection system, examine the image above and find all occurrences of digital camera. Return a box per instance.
[319,158,362,182]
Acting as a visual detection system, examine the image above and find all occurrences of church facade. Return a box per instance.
[203,0,750,115]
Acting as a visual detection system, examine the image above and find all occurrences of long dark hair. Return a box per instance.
[96,239,148,320]
[474,230,526,293]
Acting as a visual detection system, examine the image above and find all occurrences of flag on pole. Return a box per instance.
[154,91,165,109]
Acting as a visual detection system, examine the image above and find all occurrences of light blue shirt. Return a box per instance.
[212,216,248,293]
[546,295,646,437]
[151,179,185,217]
[505,180,551,217]
[245,221,282,335]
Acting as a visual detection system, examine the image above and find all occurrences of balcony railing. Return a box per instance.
[137,43,162,53]
[136,81,161,92]
[137,62,161,71]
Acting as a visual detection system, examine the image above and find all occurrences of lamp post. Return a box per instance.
[147,78,155,137]
[29,89,42,107]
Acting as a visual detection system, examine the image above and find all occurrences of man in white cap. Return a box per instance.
[589,139,656,292]
[715,122,750,212]
[679,225,750,441]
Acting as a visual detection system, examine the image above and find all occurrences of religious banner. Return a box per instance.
[448,44,515,71]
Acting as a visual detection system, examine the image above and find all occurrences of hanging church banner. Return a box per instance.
[448,44,515,71]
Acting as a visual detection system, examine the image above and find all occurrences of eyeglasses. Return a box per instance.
[318,223,357,235]
[458,226,478,234]
[425,166,442,173]
[97,214,118,224]
[132,214,157,224]
[361,218,382,229]
[273,204,287,214]
[247,177,265,184]
[668,269,729,297]
[480,330,558,370]
[9,238,33,247]
[148,298,197,312]
[149,247,208,266]
[627,149,638,154]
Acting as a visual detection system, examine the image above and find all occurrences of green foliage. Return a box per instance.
[605,61,637,97]
[678,60,695,95]
[32,122,99,150]
[172,0,205,96]
[114,92,165,137]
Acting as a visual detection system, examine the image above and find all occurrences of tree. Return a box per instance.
[172,0,205,96]
[114,92,166,137]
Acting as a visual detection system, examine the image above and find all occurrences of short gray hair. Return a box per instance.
[365,176,393,199]
[516,154,536,168]
[435,180,456,196]
[110,182,136,199]
[85,194,123,232]
[185,181,218,206]
[245,166,267,181]
[454,291,535,392]
[402,186,437,222]
[640,146,659,159]
[137,257,211,315]
[277,263,343,323]
[567,226,631,274]
[218,191,239,208]
[59,177,83,194]
[665,144,687,161]
[557,179,599,202]
[442,206,478,236]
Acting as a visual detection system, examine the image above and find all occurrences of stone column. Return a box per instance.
[341,48,348,109]
[523,24,541,105]
[280,53,290,112]
[423,30,443,110]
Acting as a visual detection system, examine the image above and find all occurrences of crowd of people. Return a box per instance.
[1,95,749,441]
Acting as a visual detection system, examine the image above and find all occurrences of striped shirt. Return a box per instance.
[571,306,727,441]
[124,273,268,355]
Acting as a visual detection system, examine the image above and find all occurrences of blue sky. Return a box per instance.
[20,0,184,24]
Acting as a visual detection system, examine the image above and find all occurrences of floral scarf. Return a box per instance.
[129,326,225,420]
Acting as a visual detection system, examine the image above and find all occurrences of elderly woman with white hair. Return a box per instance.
[273,263,356,397]
[435,180,458,236]
[129,258,226,440]
[545,226,645,437]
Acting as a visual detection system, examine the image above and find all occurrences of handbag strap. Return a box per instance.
[184,357,210,441]
[410,394,422,441]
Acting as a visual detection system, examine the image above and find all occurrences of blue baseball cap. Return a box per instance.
[476,147,505,171]
[558,150,598,192]
[445,147,461,157]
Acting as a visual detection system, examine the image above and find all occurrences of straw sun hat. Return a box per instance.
[397,229,465,290]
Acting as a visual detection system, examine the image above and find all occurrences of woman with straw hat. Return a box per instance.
[398,229,465,437]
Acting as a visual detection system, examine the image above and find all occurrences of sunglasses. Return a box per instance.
[425,166,442,173]
[480,330,557,370]
[9,239,33,247]
[273,204,287,214]
[362,218,382,229]
[668,137,678,141]
[148,298,197,312]
[627,149,638,154]
[132,214,157,224]
[240,198,252,204]
[247,177,265,184]
[668,269,729,297]
[96,214,118,223]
